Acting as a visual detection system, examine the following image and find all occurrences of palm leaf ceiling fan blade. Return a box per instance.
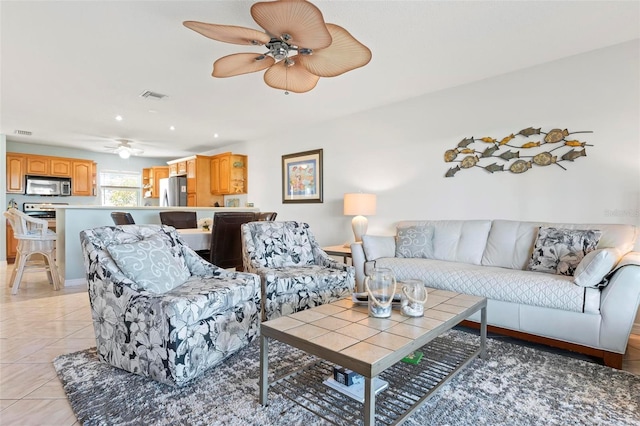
[213,53,275,77]
[183,21,271,45]
[264,58,319,93]
[298,24,372,77]
[250,0,332,50]
[184,0,371,93]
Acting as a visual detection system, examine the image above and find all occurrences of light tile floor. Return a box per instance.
[0,263,638,425]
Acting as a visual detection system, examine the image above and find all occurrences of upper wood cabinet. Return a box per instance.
[143,166,169,198]
[26,156,49,175]
[51,159,72,177]
[167,155,221,206]
[72,160,94,196]
[211,153,247,195]
[6,154,26,194]
[6,153,95,195]
[25,156,72,177]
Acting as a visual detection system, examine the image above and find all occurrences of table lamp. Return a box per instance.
[343,193,377,243]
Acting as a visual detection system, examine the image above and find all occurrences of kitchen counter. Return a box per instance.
[54,205,259,285]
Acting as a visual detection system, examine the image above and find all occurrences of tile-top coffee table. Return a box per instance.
[259,289,487,425]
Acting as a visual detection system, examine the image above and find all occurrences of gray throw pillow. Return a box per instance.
[395,226,434,259]
[528,227,602,276]
[107,235,190,293]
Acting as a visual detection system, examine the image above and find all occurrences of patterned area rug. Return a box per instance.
[53,329,640,426]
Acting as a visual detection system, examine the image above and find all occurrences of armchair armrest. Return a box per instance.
[313,246,351,270]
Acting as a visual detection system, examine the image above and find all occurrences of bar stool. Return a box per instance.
[4,208,61,294]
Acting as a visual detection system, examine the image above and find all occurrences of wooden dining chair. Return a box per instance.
[209,212,257,270]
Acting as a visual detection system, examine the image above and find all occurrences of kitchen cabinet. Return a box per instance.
[26,156,72,177]
[143,166,169,198]
[26,156,49,175]
[168,155,222,206]
[211,153,247,195]
[169,163,178,176]
[50,159,72,177]
[6,154,26,194]
[6,220,18,263]
[6,153,95,195]
[72,160,94,196]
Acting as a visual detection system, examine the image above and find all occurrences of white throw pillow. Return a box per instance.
[107,235,190,294]
[574,248,621,288]
[361,235,396,261]
[395,225,435,259]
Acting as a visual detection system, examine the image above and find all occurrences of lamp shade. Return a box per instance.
[343,193,377,216]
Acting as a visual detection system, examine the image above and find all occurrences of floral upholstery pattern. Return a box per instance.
[241,221,355,321]
[80,224,261,386]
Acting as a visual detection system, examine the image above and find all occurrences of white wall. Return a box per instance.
[226,40,640,332]
[225,40,639,247]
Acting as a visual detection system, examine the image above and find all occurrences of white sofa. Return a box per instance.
[351,219,640,368]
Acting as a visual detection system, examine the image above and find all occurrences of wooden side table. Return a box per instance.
[322,244,352,264]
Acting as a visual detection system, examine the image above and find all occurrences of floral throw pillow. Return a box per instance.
[528,227,602,276]
[107,235,190,293]
[395,226,434,259]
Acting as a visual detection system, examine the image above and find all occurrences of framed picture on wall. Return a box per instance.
[282,149,323,203]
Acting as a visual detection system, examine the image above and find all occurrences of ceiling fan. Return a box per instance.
[183,0,372,94]
[104,140,144,159]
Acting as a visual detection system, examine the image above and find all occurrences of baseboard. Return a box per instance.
[64,278,87,287]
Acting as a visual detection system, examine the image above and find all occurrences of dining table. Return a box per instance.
[177,228,211,251]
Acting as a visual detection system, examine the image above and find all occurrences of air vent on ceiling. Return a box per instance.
[14,130,32,136]
[139,90,168,100]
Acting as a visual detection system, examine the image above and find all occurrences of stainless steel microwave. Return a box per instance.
[25,176,72,196]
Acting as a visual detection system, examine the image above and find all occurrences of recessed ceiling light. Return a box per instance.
[148,109,157,114]
[170,126,175,131]
[115,115,123,121]
[214,133,219,138]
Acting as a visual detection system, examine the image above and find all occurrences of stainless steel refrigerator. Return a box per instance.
[159,177,187,206]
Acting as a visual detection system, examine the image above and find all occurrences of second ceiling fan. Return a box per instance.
[183,0,372,94]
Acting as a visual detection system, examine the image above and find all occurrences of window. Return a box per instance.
[100,171,141,206]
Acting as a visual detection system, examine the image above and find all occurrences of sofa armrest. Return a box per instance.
[351,243,366,292]
[599,252,640,353]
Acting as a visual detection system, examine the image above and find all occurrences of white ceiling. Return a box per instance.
[1,1,638,158]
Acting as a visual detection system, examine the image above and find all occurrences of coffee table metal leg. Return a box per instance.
[259,334,269,405]
[480,306,487,359]
[364,376,375,425]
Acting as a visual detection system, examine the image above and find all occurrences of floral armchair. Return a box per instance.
[241,221,355,321]
[80,224,261,386]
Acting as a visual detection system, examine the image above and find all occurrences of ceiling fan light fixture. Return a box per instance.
[118,149,131,159]
[185,0,371,93]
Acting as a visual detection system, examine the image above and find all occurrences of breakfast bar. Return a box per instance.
[54,205,258,285]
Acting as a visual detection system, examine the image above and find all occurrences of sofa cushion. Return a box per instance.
[528,227,601,276]
[574,248,620,288]
[395,226,434,259]
[107,235,190,294]
[396,220,491,265]
[361,235,396,261]
[373,257,595,313]
[482,220,637,270]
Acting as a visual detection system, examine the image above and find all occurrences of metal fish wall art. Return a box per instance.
[443,127,593,177]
